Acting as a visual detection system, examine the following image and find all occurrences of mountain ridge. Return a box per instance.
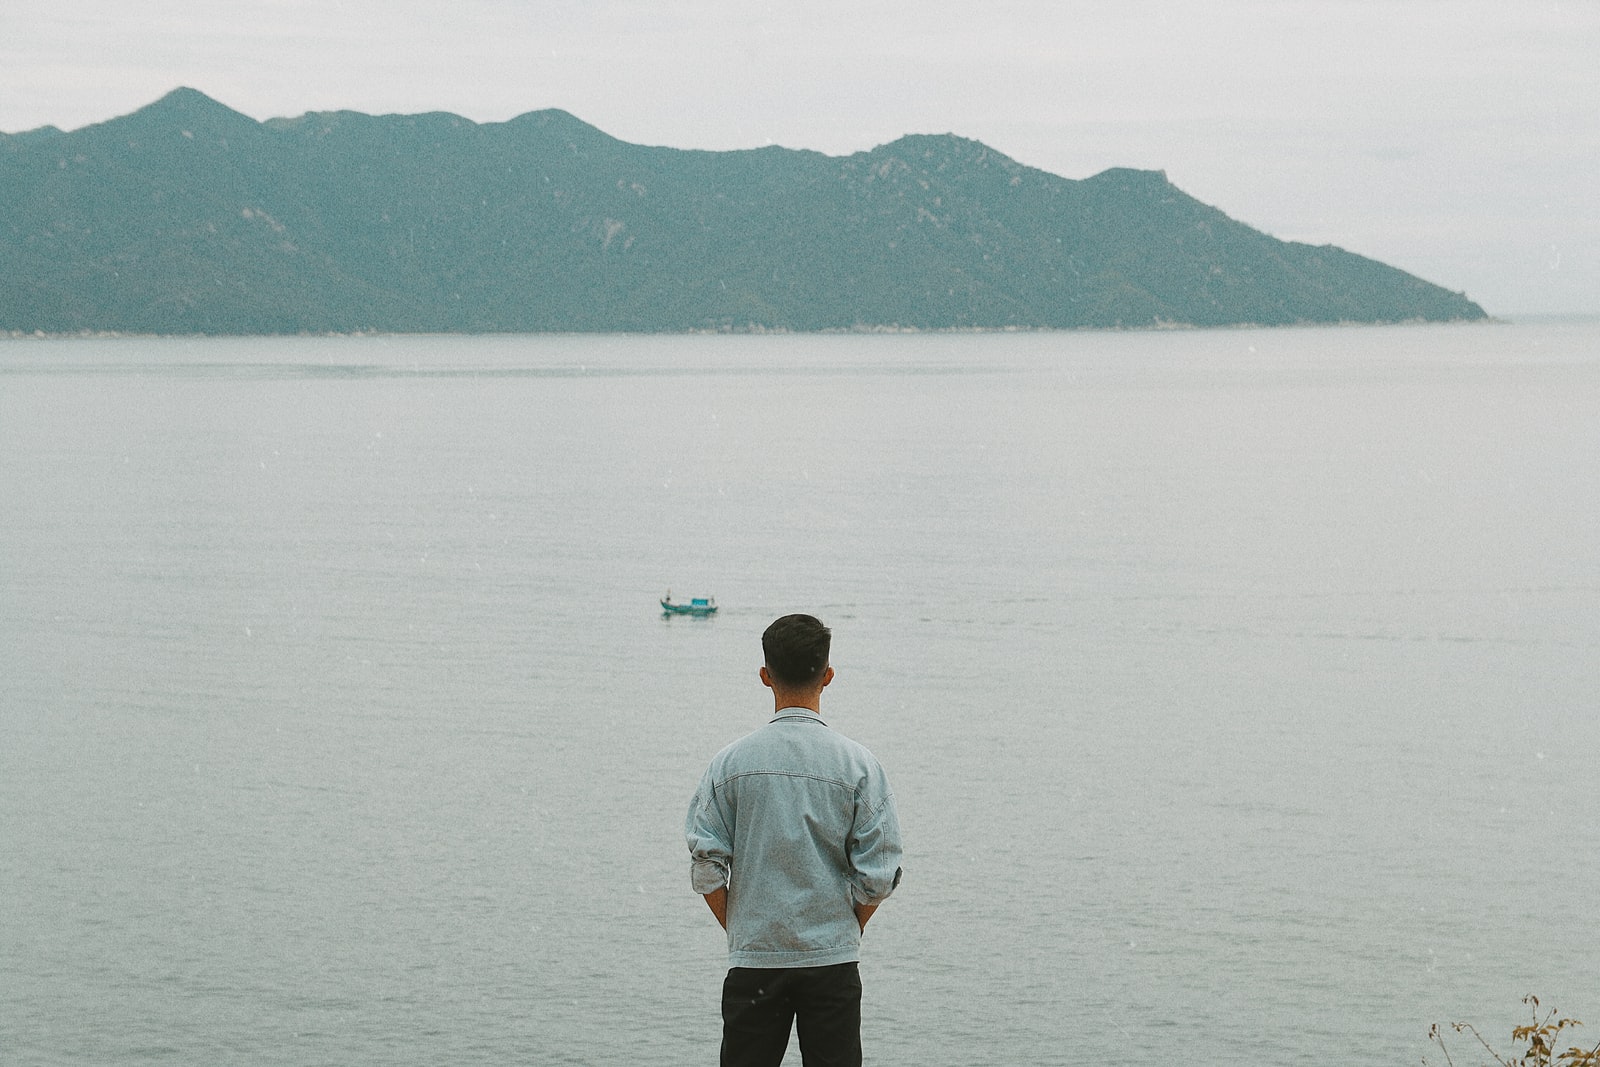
[0,88,1487,335]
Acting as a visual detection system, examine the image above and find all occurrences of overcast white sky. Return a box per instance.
[3,0,1596,315]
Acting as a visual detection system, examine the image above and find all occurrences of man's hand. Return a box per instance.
[854,902,878,933]
[703,887,729,930]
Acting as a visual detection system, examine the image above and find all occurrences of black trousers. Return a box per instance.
[721,962,863,1067]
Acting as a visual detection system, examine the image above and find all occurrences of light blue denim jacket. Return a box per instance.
[686,708,904,968]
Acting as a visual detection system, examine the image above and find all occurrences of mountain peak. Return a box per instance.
[116,87,262,136]
[156,86,215,105]
[502,107,621,147]
[856,133,1032,187]
[145,87,245,118]
[1089,165,1170,183]
[874,132,1011,161]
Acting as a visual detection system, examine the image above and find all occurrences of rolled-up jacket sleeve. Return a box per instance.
[846,771,904,906]
[685,770,733,895]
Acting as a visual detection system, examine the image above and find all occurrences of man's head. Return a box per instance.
[761,614,832,690]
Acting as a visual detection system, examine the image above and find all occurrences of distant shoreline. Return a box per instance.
[2,317,1514,343]
[1495,312,1600,325]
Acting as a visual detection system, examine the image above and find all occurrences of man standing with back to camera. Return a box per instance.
[686,614,904,1066]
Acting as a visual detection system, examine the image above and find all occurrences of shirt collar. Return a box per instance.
[770,706,828,726]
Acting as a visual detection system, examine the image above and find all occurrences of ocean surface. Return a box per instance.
[3,323,1597,1066]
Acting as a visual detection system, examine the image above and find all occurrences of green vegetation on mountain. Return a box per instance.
[1,87,1487,334]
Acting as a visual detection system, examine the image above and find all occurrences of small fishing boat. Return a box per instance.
[661,591,718,616]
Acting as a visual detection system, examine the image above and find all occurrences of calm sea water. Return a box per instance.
[2,323,1597,1066]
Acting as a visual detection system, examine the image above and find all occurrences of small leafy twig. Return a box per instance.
[1428,996,1592,1067]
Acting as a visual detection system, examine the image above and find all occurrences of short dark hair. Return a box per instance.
[762,614,832,688]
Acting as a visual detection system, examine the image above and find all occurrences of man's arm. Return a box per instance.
[845,767,904,922]
[702,887,728,930]
[687,769,734,926]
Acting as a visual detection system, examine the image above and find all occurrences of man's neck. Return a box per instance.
[770,690,823,714]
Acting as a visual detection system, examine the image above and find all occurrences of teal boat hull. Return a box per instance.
[661,596,717,616]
